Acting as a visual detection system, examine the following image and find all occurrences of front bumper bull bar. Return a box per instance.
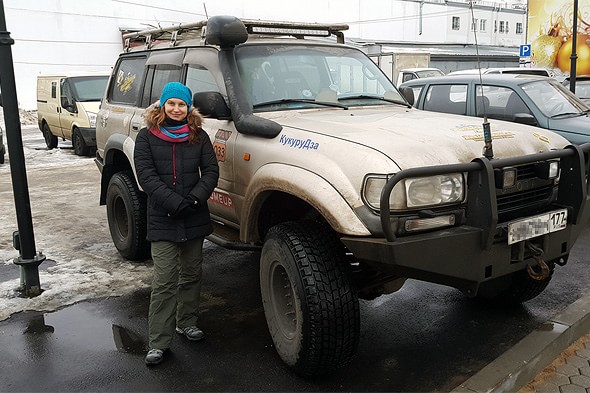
[341,144,590,296]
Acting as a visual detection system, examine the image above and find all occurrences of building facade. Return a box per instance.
[3,0,527,109]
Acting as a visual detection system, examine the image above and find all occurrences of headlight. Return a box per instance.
[363,173,465,211]
[87,112,98,128]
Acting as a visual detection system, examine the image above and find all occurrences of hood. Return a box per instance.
[77,101,100,113]
[266,106,568,170]
[548,114,590,144]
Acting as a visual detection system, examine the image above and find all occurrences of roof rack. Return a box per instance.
[122,18,349,50]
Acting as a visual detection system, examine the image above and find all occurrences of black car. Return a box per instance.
[400,73,590,144]
[0,124,5,164]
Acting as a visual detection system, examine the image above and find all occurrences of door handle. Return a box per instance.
[131,123,141,131]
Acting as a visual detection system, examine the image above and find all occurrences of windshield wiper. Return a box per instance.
[549,111,588,119]
[337,94,411,107]
[253,98,348,109]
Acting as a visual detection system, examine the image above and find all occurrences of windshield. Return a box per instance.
[415,69,444,78]
[69,76,109,101]
[521,79,588,117]
[235,44,402,111]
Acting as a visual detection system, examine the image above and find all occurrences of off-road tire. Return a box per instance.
[260,220,360,377]
[106,171,150,260]
[73,128,90,156]
[477,259,556,303]
[43,123,58,149]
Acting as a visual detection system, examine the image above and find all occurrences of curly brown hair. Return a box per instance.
[144,103,204,144]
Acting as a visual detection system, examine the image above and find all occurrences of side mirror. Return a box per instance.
[513,113,537,126]
[193,92,232,120]
[398,86,414,106]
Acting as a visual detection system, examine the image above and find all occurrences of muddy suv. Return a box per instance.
[95,16,590,376]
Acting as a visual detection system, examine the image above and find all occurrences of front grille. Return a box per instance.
[495,163,556,222]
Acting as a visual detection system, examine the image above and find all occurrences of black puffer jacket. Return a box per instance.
[134,127,219,242]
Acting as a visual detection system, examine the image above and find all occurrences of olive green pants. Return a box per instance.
[148,238,204,350]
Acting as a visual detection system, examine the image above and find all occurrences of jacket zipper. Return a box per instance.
[172,143,177,186]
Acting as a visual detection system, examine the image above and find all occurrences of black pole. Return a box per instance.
[570,0,579,93]
[0,0,45,297]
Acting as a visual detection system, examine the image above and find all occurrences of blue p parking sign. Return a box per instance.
[520,44,531,57]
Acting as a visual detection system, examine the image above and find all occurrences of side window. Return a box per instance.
[60,80,74,111]
[185,64,219,94]
[408,86,423,107]
[51,82,57,99]
[108,56,147,105]
[478,85,529,121]
[423,84,467,115]
[141,64,182,108]
[402,73,416,83]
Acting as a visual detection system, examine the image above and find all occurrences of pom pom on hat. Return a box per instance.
[160,82,192,107]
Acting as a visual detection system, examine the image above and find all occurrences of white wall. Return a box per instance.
[2,0,525,109]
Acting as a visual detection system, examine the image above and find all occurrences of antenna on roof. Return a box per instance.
[470,1,493,159]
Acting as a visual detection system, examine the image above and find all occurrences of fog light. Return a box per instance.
[404,215,456,232]
[494,167,516,189]
[535,160,560,180]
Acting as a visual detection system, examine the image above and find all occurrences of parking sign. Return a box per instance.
[520,44,531,57]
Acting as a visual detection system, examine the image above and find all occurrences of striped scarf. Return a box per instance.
[149,124,190,143]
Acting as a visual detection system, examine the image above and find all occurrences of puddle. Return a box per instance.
[112,324,146,354]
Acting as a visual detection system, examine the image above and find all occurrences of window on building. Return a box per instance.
[506,21,509,33]
[480,19,486,31]
[499,21,505,33]
[516,22,523,34]
[452,16,460,30]
[494,20,497,32]
[471,18,478,32]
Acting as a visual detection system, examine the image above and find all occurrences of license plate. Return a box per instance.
[507,209,567,245]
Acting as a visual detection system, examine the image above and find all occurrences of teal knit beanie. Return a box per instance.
[160,82,192,107]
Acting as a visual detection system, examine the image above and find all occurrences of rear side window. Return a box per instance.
[108,56,147,105]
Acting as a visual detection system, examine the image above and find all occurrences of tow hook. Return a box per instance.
[526,242,550,281]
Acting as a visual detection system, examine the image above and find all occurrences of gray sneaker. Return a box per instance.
[145,348,164,366]
[175,326,204,341]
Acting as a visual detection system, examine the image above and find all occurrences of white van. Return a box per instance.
[37,73,109,156]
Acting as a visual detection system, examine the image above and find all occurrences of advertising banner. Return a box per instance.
[528,0,590,75]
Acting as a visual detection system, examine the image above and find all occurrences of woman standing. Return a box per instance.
[134,82,219,366]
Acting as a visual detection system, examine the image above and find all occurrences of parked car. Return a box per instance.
[396,67,444,86]
[0,93,5,164]
[0,123,5,164]
[400,74,590,144]
[36,73,109,156]
[562,75,590,104]
[447,67,561,80]
[96,15,590,377]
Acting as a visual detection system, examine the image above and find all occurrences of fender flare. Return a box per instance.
[241,163,370,241]
[99,133,140,204]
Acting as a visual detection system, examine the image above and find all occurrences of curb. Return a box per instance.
[450,292,590,393]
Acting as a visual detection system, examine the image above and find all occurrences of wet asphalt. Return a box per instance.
[2,225,590,392]
[2,127,590,391]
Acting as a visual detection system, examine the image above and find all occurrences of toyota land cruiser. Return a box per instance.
[95,15,590,376]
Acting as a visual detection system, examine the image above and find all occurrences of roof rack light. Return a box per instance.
[248,26,331,37]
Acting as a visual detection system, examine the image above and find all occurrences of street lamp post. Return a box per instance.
[0,0,45,297]
[570,0,579,93]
